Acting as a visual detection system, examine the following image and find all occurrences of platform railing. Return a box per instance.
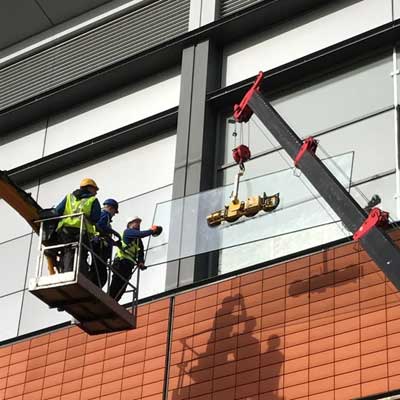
[33,213,139,322]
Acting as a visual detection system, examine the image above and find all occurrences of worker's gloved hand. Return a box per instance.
[113,238,122,248]
[112,231,122,241]
[150,225,163,237]
[138,262,147,271]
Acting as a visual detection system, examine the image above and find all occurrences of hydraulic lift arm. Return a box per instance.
[234,72,400,290]
[0,171,59,274]
[0,170,42,233]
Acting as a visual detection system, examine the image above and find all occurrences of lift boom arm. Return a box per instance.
[0,170,42,234]
[234,72,400,290]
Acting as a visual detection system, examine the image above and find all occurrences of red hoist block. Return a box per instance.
[353,207,389,241]
[232,144,251,165]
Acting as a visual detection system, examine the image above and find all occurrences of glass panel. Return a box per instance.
[0,292,23,342]
[115,185,173,301]
[223,0,392,86]
[219,173,397,274]
[119,262,167,304]
[0,183,38,244]
[0,121,46,170]
[18,290,70,336]
[0,236,32,296]
[147,152,353,267]
[219,222,347,274]
[44,69,180,155]
[222,58,393,165]
[223,150,292,185]
[37,133,176,208]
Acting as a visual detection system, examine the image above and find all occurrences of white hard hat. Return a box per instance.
[127,216,142,226]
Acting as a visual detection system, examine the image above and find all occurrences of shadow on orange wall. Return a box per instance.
[171,294,284,399]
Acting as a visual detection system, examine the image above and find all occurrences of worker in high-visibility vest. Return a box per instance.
[91,198,121,288]
[109,216,161,301]
[55,178,101,275]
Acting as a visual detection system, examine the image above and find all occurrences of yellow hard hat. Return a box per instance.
[80,178,99,190]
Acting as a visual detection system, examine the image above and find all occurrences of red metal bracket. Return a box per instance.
[233,71,264,123]
[294,137,318,167]
[353,207,389,241]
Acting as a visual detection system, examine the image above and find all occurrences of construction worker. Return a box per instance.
[109,216,160,302]
[55,178,101,276]
[91,198,121,288]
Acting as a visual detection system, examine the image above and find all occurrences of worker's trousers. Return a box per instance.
[109,258,134,302]
[57,227,90,277]
[90,237,112,289]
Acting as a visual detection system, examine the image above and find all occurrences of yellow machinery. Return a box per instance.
[0,171,58,274]
[207,168,280,227]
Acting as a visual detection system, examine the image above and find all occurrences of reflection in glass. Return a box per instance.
[147,152,353,267]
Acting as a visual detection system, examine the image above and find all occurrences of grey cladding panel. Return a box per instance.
[220,0,264,17]
[0,0,190,111]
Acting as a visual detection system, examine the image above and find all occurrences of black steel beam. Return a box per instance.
[248,90,400,290]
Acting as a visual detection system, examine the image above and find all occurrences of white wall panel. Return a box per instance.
[395,0,400,19]
[0,236,32,297]
[18,290,70,336]
[223,0,392,86]
[0,121,46,170]
[43,68,180,155]
[0,292,23,341]
[37,133,176,208]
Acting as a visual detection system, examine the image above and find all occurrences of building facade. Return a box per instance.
[1,0,400,398]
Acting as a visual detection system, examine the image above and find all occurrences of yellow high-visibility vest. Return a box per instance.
[57,193,97,237]
[116,237,139,263]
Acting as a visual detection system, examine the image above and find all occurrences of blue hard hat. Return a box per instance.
[103,198,119,213]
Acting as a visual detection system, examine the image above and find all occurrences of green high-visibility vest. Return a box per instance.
[57,193,97,237]
[116,238,140,263]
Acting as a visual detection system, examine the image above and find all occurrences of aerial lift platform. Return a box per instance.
[233,72,400,291]
[0,171,137,334]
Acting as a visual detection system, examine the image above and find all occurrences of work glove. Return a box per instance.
[150,225,163,237]
[138,261,147,271]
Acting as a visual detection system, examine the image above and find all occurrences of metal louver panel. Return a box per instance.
[220,0,264,17]
[0,0,190,112]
